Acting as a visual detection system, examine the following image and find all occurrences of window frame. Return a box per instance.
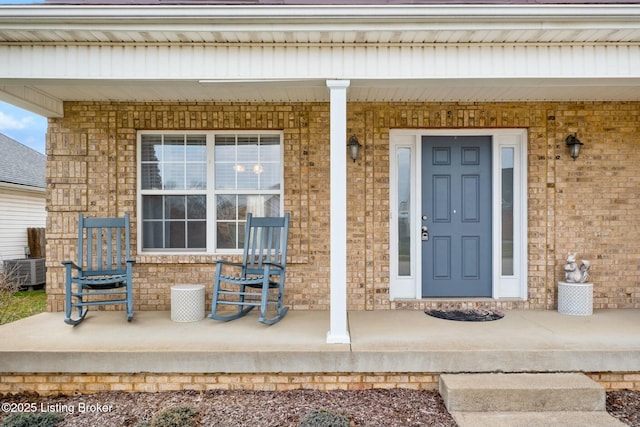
[137,130,285,255]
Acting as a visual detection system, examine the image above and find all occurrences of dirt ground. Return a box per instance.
[1,389,639,426]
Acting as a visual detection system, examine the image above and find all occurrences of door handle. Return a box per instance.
[421,226,429,241]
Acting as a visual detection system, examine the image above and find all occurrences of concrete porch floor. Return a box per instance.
[1,309,639,375]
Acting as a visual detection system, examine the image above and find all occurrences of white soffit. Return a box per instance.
[1,4,640,44]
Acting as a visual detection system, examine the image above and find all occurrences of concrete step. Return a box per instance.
[449,411,627,427]
[439,373,605,412]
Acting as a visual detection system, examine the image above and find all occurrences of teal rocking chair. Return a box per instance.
[62,214,135,325]
[209,213,290,325]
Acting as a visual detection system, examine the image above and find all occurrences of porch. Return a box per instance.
[1,309,639,393]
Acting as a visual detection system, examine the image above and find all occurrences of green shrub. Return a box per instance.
[145,406,199,427]
[0,412,63,427]
[299,409,351,427]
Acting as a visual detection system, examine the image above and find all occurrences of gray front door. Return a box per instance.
[422,136,492,297]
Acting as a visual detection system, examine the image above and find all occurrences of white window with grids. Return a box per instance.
[138,131,283,253]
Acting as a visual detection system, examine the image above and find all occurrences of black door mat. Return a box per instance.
[425,308,504,322]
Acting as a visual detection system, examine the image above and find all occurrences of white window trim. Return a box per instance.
[389,129,528,301]
[136,130,284,256]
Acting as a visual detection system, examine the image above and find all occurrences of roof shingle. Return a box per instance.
[0,133,46,189]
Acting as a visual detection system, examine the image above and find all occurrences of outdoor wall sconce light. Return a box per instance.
[566,133,584,161]
[347,135,362,162]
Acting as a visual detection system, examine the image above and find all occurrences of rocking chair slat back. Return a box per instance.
[79,215,131,276]
[243,215,289,275]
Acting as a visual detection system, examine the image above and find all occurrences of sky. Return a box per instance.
[0,0,46,153]
[0,102,48,154]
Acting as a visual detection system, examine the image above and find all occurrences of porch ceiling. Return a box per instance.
[7,77,640,105]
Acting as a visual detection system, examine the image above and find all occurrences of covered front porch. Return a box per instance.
[1,309,639,394]
[1,2,640,355]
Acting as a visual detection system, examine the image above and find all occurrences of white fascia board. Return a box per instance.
[1,4,640,35]
[1,4,640,21]
[0,86,63,118]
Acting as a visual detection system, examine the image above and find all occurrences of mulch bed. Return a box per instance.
[0,389,456,427]
[1,388,639,426]
[607,390,640,427]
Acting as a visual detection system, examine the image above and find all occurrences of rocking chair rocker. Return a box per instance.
[209,213,290,325]
[62,213,135,325]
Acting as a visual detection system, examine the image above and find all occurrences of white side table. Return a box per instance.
[171,284,205,322]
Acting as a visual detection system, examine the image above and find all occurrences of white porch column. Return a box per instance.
[326,79,351,344]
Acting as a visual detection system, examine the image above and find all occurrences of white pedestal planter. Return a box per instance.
[171,284,205,322]
[557,281,593,316]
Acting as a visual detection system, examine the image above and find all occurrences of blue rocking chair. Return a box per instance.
[62,214,135,325]
[209,213,290,325]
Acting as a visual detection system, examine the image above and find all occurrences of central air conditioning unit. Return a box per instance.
[3,258,46,289]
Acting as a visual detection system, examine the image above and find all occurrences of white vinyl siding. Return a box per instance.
[0,186,46,263]
[3,44,639,81]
